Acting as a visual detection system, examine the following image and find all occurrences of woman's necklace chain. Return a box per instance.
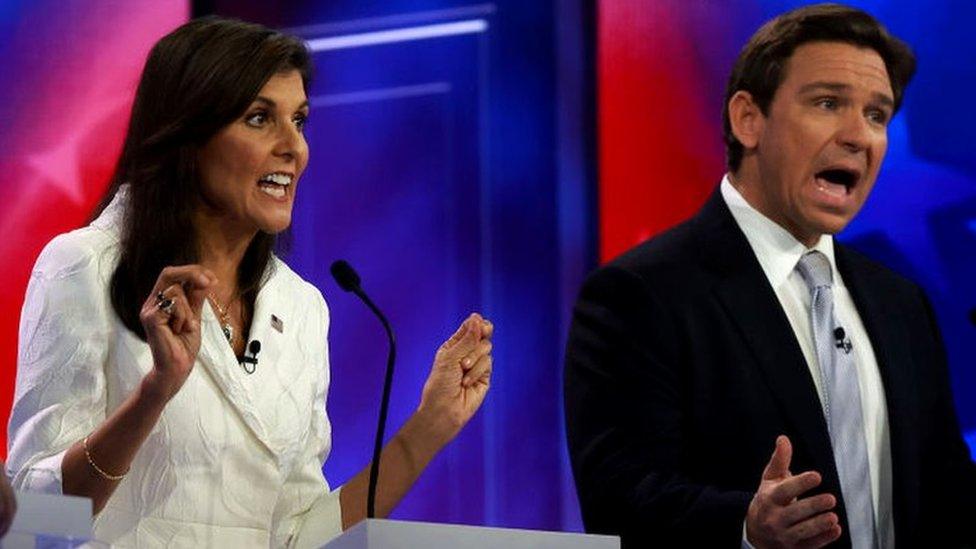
[208,292,236,344]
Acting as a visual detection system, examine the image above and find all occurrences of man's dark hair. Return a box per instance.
[92,17,312,340]
[723,3,916,171]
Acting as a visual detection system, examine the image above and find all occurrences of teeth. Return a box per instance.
[259,173,292,185]
[260,185,286,198]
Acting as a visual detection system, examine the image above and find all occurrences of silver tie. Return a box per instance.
[796,251,876,549]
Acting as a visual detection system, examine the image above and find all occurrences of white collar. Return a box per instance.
[91,184,129,237]
[720,174,841,288]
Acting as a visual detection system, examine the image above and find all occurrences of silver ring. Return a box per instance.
[157,298,175,315]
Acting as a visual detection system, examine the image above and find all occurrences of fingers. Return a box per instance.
[154,265,217,291]
[168,285,195,334]
[141,265,216,330]
[781,493,836,525]
[750,437,837,549]
[763,435,793,480]
[791,512,841,548]
[769,471,822,505]
[461,339,492,369]
[439,314,484,360]
[146,284,195,335]
[480,318,494,340]
[151,265,217,310]
[797,523,842,549]
[463,353,492,387]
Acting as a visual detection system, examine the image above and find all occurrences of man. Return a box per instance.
[564,4,976,548]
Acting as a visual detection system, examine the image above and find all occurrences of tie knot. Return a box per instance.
[796,251,833,292]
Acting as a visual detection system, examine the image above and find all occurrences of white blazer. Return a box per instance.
[7,189,343,547]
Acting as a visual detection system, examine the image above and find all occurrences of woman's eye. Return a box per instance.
[294,114,308,131]
[245,112,268,127]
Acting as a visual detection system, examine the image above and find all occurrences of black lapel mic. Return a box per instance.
[240,340,261,374]
[833,327,853,354]
[330,259,396,520]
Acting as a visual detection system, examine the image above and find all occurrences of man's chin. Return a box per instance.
[810,217,853,239]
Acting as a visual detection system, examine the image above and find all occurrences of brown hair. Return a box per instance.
[723,3,916,171]
[94,16,312,340]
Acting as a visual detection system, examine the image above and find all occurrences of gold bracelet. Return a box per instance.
[83,435,127,481]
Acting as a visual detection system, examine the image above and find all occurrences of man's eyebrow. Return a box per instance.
[798,81,894,108]
[252,96,311,110]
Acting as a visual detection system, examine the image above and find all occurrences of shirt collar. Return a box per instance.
[91,184,129,238]
[719,174,840,288]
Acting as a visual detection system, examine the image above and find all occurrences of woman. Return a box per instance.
[6,17,493,547]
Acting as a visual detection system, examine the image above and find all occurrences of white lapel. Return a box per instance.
[194,261,319,467]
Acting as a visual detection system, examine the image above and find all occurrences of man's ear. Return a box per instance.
[728,90,763,150]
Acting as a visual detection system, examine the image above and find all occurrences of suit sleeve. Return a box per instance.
[7,233,111,494]
[564,264,751,547]
[277,287,343,548]
[915,286,976,543]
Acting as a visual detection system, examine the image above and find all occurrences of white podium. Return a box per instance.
[322,519,619,549]
[3,491,98,548]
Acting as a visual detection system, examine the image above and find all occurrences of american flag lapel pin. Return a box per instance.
[271,314,284,333]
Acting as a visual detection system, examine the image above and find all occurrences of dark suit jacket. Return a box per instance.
[564,189,976,548]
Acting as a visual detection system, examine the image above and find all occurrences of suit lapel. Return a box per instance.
[693,191,839,484]
[194,264,308,465]
[196,301,277,454]
[836,246,920,541]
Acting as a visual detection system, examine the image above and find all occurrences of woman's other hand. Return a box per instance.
[416,313,494,447]
[138,265,217,402]
[337,313,494,527]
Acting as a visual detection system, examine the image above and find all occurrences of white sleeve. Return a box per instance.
[6,232,111,494]
[275,288,344,548]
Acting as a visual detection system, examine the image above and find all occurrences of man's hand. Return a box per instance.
[746,436,842,548]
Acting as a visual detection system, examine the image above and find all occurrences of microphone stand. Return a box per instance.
[353,286,396,519]
[331,260,396,519]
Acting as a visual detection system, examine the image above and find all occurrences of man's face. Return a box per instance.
[748,41,894,245]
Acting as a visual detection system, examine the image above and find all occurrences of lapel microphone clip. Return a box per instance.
[833,327,853,355]
[240,339,261,374]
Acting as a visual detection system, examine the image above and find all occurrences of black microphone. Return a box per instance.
[240,340,261,374]
[330,260,396,520]
[969,308,976,327]
[833,327,852,354]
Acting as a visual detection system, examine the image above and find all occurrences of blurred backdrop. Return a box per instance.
[0,0,972,535]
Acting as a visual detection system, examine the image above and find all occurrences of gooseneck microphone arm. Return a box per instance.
[330,260,396,520]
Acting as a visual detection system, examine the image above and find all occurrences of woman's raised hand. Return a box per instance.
[138,265,217,401]
[416,313,494,446]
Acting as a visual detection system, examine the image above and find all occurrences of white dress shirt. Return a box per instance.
[7,188,343,547]
[721,176,894,548]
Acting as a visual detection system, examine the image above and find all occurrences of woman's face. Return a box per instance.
[197,69,309,235]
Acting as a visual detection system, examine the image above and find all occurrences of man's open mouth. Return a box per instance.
[814,168,860,197]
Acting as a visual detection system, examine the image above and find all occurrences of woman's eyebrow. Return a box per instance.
[252,96,310,110]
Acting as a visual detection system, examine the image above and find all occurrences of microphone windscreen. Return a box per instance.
[249,339,261,355]
[330,260,361,292]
